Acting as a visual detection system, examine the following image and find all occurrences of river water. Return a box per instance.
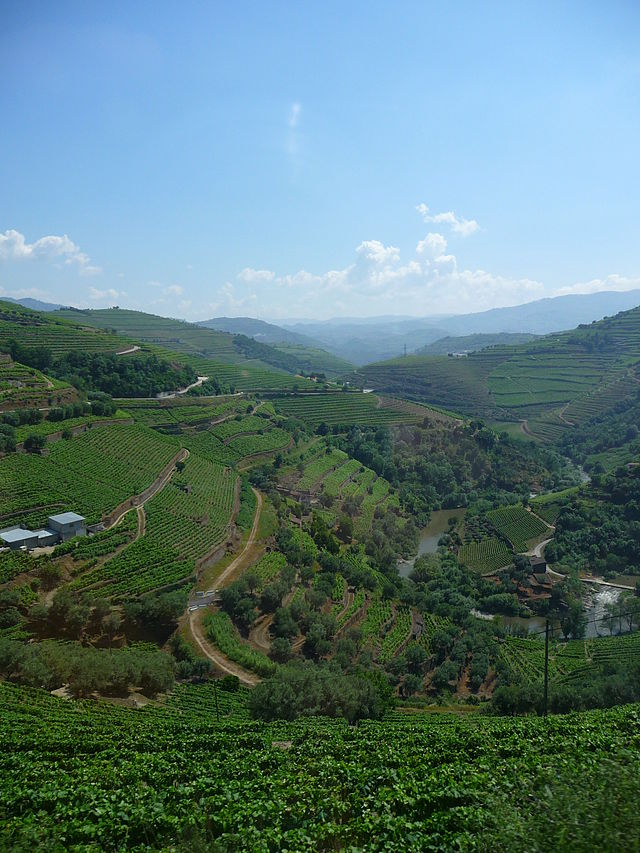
[399,500,624,637]
[486,584,623,638]
[398,508,467,578]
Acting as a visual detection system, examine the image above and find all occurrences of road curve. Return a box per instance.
[187,487,264,687]
[189,608,260,686]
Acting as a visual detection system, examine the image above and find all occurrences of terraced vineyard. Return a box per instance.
[359,306,640,437]
[0,300,130,356]
[530,488,578,525]
[55,307,239,360]
[458,537,513,573]
[251,552,288,589]
[0,422,180,528]
[379,606,413,663]
[296,448,348,490]
[181,420,290,468]
[0,356,73,411]
[13,410,131,443]
[499,632,640,687]
[53,307,321,393]
[486,505,549,552]
[275,392,419,427]
[70,453,237,598]
[360,355,496,415]
[2,681,640,851]
[119,397,241,428]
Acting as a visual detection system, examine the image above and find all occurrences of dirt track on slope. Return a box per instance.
[187,488,264,687]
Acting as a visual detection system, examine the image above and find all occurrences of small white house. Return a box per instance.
[47,512,86,541]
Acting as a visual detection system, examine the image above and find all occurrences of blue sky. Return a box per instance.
[1,1,639,321]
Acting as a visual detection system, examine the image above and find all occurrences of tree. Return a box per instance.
[405,643,428,674]
[337,514,353,542]
[561,599,586,640]
[102,613,122,647]
[269,637,292,663]
[24,434,46,452]
[272,607,298,640]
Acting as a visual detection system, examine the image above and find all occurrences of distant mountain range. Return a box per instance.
[209,290,640,365]
[198,316,324,348]
[7,289,640,367]
[416,332,537,355]
[3,297,66,312]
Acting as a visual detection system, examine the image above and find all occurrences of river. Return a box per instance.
[483,584,624,638]
[398,508,467,578]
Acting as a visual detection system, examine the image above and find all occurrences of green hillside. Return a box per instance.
[0,299,130,356]
[2,681,640,851]
[55,307,341,389]
[417,331,537,355]
[360,304,640,440]
[3,300,640,851]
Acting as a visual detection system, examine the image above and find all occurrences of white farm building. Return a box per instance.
[0,512,86,551]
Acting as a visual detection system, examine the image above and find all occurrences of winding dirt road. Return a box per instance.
[188,488,264,686]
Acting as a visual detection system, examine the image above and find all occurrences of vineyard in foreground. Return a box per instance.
[1,681,639,851]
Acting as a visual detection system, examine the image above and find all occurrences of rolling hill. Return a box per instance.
[198,315,321,347]
[359,305,640,441]
[54,307,347,385]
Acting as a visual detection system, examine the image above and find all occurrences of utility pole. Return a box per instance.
[543,618,549,717]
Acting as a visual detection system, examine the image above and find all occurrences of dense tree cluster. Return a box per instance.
[249,661,392,722]
[545,467,640,576]
[49,351,196,397]
[333,422,573,524]
[0,639,174,697]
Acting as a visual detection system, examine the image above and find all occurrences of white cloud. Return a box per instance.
[227,215,544,318]
[416,203,480,237]
[554,274,640,297]
[0,286,52,300]
[0,228,102,275]
[238,267,276,283]
[416,232,448,258]
[289,102,301,128]
[88,287,119,301]
[356,240,400,264]
[165,284,183,296]
[286,102,302,161]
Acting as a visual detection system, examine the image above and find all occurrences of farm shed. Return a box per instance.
[0,527,40,550]
[48,511,86,541]
[33,529,60,546]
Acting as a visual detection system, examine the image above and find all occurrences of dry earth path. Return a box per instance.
[188,488,264,686]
